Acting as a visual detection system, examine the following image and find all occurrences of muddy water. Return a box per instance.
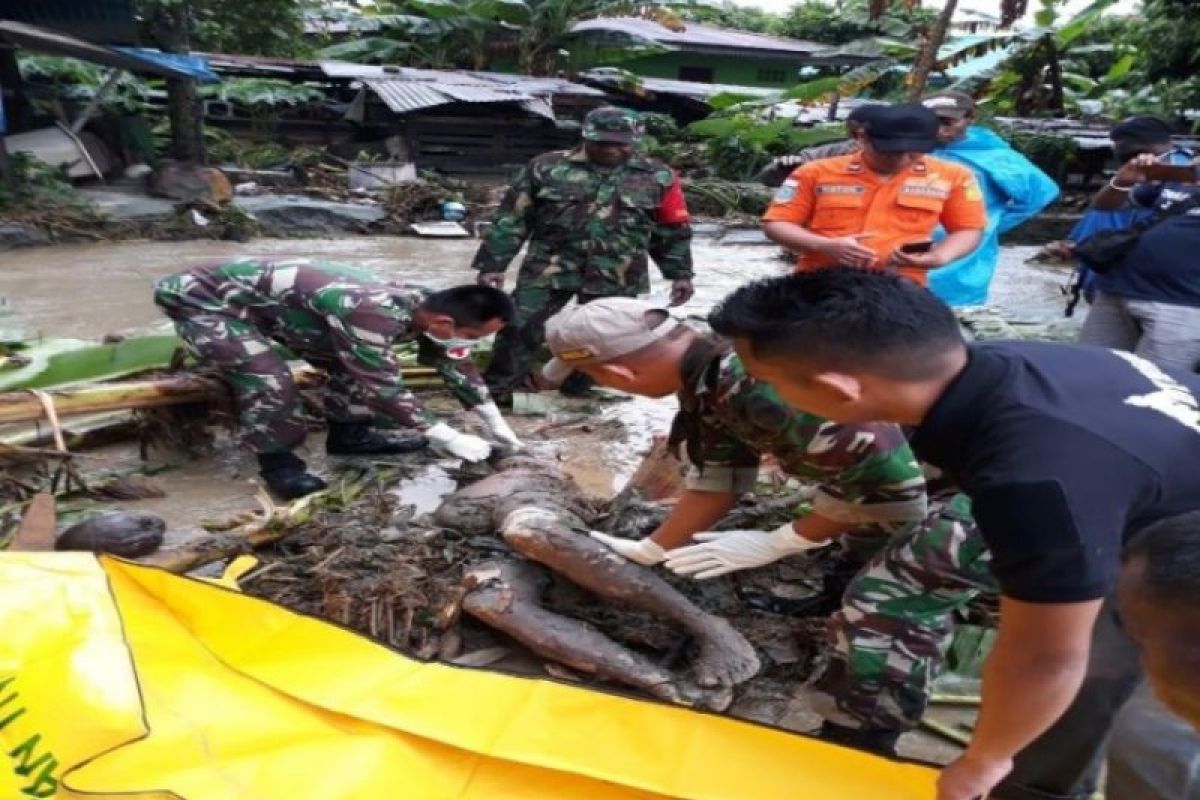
[0,235,1072,535]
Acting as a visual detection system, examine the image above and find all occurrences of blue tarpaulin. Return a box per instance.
[113,48,221,84]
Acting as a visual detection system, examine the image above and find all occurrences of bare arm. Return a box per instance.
[937,596,1103,800]
[648,489,737,550]
[1092,154,1158,210]
[763,221,876,268]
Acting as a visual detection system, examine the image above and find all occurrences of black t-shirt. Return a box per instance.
[911,341,1200,603]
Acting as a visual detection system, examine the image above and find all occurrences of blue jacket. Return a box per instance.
[928,126,1060,307]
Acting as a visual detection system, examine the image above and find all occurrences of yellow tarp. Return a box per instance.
[0,554,938,799]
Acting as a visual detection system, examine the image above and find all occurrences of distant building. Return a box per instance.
[570,17,829,89]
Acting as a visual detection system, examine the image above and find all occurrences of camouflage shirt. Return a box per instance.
[471,148,694,295]
[157,258,491,429]
[674,347,927,524]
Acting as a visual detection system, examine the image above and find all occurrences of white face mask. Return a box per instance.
[423,331,479,360]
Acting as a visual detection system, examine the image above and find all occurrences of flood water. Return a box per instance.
[0,234,1074,537]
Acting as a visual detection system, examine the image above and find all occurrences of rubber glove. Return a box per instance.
[475,402,524,450]
[425,422,492,462]
[588,531,667,566]
[664,522,830,579]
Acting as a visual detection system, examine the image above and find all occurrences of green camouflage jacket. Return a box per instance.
[471,148,694,295]
[156,258,490,429]
[672,346,928,525]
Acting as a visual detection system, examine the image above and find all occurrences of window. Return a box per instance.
[678,66,714,83]
[757,68,789,83]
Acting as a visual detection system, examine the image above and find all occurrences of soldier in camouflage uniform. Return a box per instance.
[540,298,992,754]
[154,258,520,499]
[472,106,695,399]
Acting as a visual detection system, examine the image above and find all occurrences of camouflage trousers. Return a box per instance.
[159,305,377,454]
[484,284,638,393]
[811,493,998,731]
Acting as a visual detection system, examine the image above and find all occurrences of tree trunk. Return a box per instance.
[906,0,958,101]
[1046,39,1065,113]
[158,3,206,164]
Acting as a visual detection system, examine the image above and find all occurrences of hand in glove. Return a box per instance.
[476,272,505,289]
[426,422,492,462]
[664,523,830,579]
[588,531,667,566]
[475,402,524,451]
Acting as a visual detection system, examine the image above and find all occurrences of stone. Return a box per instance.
[233,195,386,237]
[0,223,49,252]
[146,163,233,206]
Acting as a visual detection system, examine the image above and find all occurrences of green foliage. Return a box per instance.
[0,153,86,212]
[170,0,307,58]
[686,115,846,180]
[17,55,152,114]
[995,126,1078,182]
[1129,0,1200,115]
[775,0,936,45]
[676,5,777,34]
[204,79,324,109]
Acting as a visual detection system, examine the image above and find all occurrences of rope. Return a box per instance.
[28,390,68,455]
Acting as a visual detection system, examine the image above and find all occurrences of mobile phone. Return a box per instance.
[900,240,934,254]
[1143,163,1199,183]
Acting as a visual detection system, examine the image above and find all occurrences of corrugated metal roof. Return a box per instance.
[571,17,821,56]
[362,76,557,120]
[580,69,777,102]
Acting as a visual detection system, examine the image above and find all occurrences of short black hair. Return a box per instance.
[1122,512,1200,606]
[422,285,515,326]
[708,268,964,379]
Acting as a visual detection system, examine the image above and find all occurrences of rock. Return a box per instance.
[56,511,166,558]
[233,195,386,237]
[146,164,233,206]
[0,223,49,253]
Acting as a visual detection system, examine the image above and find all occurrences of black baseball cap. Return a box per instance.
[862,103,939,153]
[1110,116,1174,146]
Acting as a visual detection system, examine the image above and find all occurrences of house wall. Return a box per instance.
[599,51,804,88]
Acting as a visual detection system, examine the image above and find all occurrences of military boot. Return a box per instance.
[818,721,902,757]
[325,421,428,456]
[257,452,327,500]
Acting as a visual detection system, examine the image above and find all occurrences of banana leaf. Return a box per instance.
[0,336,181,392]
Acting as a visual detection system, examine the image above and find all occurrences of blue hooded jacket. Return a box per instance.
[928,126,1060,307]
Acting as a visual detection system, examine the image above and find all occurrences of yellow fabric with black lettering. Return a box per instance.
[0,554,939,799]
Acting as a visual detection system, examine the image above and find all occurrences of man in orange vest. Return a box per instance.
[762,103,986,286]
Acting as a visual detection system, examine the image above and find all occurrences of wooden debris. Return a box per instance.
[10,493,56,551]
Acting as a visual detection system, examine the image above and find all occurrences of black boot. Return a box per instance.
[257,452,327,500]
[818,721,902,757]
[325,421,428,456]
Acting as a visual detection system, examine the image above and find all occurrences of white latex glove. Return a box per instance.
[475,402,524,450]
[588,531,667,566]
[663,522,830,580]
[426,422,492,462]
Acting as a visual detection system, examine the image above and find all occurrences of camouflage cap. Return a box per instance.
[582,106,643,144]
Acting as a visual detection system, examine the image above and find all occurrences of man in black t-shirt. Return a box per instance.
[708,267,1200,800]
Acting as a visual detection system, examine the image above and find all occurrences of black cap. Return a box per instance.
[847,103,885,125]
[862,103,939,153]
[1110,116,1174,146]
